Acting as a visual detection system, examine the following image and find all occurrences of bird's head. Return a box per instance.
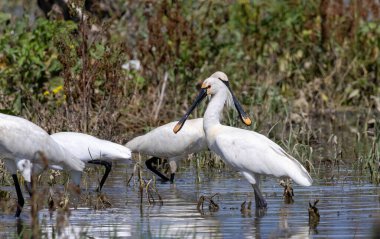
[173,71,252,134]
[201,71,229,96]
[17,159,32,182]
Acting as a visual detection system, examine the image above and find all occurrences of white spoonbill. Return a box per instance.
[126,118,207,182]
[173,71,312,209]
[50,132,132,191]
[0,113,84,217]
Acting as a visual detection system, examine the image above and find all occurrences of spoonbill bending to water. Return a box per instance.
[50,132,132,191]
[126,118,207,182]
[173,71,312,209]
[0,113,85,217]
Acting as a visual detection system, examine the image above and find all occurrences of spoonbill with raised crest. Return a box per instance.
[173,71,312,209]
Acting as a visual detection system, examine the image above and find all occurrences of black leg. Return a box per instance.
[16,218,24,236]
[169,173,175,183]
[12,174,24,218]
[145,157,170,182]
[88,160,112,192]
[252,184,267,209]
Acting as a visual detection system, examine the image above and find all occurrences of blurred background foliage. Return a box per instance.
[0,0,379,141]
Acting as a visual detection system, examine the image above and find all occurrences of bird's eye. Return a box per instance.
[207,85,211,89]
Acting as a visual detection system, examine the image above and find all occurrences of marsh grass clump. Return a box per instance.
[127,161,163,206]
[358,140,380,184]
[353,119,380,184]
[190,152,226,173]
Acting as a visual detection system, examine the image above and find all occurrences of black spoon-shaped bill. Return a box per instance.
[220,80,252,126]
[173,88,207,134]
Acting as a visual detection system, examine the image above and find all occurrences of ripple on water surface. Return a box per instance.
[1,164,380,238]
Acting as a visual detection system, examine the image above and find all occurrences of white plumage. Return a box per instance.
[126,118,207,182]
[51,132,131,162]
[0,114,84,175]
[51,132,132,191]
[0,113,84,217]
[174,71,312,208]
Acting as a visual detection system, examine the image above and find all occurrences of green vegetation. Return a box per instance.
[0,0,378,181]
[0,0,379,134]
[0,5,380,235]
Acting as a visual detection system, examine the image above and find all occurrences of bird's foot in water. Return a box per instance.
[255,200,267,210]
[253,198,267,217]
[255,207,267,217]
[254,192,267,209]
[156,173,175,184]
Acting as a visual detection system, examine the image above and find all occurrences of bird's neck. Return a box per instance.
[203,90,228,131]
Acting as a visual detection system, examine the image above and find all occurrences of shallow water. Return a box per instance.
[1,112,379,238]
[1,162,380,238]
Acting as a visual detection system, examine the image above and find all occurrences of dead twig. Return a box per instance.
[153,71,169,121]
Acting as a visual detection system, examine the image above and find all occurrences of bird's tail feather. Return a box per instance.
[125,136,143,152]
[62,151,85,172]
[107,142,132,160]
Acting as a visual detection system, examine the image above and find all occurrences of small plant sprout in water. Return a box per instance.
[197,193,220,214]
[279,179,294,204]
[240,201,252,216]
[308,199,320,230]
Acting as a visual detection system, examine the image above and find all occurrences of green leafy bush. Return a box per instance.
[0,14,77,113]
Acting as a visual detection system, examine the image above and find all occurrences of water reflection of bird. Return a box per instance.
[50,132,132,192]
[0,113,84,217]
[173,71,313,209]
[126,118,207,182]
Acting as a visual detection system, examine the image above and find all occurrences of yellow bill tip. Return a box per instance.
[173,123,182,134]
[243,117,252,126]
